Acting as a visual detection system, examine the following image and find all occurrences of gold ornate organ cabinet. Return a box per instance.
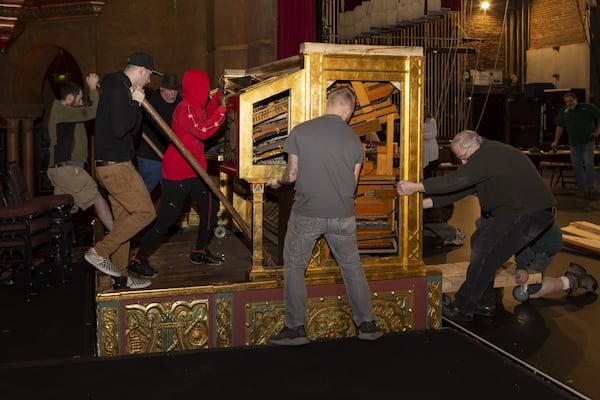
[95,43,442,357]
[222,43,428,270]
[221,43,441,327]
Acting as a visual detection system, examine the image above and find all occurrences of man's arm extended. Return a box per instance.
[266,154,298,189]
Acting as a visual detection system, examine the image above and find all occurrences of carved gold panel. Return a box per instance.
[215,295,233,348]
[427,279,442,329]
[99,305,118,357]
[244,290,413,346]
[123,299,210,354]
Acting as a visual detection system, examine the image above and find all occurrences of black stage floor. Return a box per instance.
[0,327,578,400]
[0,176,598,399]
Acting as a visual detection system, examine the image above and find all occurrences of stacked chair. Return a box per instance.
[2,161,75,297]
[0,177,53,300]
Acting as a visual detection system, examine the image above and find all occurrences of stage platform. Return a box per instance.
[95,228,444,356]
[0,328,576,399]
[95,226,546,357]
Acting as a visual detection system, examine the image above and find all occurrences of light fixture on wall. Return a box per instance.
[481,1,490,10]
[52,49,71,83]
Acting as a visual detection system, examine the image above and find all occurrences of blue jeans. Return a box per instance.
[282,211,377,328]
[137,156,163,193]
[455,209,555,313]
[569,142,596,193]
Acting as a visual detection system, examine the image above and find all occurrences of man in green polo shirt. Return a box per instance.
[552,92,600,200]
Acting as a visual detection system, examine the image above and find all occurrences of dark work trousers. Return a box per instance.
[454,208,555,314]
[136,177,218,258]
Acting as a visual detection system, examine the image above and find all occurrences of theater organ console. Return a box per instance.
[221,43,425,279]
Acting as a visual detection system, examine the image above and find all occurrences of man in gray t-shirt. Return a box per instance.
[266,86,382,346]
[285,112,362,218]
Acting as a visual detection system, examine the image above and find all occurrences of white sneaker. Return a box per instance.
[84,247,121,277]
[111,276,152,290]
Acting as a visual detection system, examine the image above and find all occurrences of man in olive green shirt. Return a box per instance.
[552,92,600,199]
[47,73,113,230]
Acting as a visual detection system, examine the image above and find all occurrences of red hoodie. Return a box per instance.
[162,70,226,180]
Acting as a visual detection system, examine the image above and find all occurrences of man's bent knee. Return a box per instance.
[140,208,157,225]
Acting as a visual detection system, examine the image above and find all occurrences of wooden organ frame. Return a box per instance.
[221,42,425,280]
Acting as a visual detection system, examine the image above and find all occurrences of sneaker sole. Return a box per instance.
[128,282,152,289]
[113,283,152,290]
[358,331,384,341]
[473,309,496,317]
[84,253,121,277]
[190,259,223,266]
[269,337,310,346]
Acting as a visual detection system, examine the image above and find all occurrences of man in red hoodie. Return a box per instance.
[128,70,227,277]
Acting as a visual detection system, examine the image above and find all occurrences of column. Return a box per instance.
[21,118,35,197]
[5,118,19,164]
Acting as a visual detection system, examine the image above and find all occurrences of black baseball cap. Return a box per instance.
[127,52,163,76]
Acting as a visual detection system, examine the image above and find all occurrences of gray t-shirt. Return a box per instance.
[284,113,363,218]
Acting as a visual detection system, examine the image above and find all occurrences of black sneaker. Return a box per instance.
[190,248,223,265]
[269,325,310,346]
[111,276,152,290]
[358,321,383,341]
[473,304,496,317]
[127,256,158,278]
[442,294,474,322]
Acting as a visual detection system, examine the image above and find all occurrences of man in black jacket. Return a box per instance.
[397,130,596,321]
[84,52,161,289]
[136,73,182,194]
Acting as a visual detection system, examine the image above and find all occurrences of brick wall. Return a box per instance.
[530,0,588,48]
[464,7,506,72]
[0,0,277,107]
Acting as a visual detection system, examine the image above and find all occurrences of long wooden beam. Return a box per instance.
[142,99,276,267]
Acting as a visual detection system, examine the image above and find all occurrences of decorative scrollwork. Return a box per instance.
[124,299,209,354]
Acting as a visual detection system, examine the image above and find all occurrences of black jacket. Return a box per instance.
[137,90,181,160]
[94,71,142,162]
[424,139,555,216]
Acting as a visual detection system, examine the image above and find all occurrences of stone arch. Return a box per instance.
[11,44,82,106]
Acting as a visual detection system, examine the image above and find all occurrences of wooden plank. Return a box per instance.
[562,233,600,254]
[351,119,382,137]
[351,81,373,110]
[253,98,288,125]
[349,104,399,125]
[362,82,396,102]
[431,262,542,293]
[252,119,288,142]
[571,221,600,236]
[561,225,600,242]
[355,201,387,215]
